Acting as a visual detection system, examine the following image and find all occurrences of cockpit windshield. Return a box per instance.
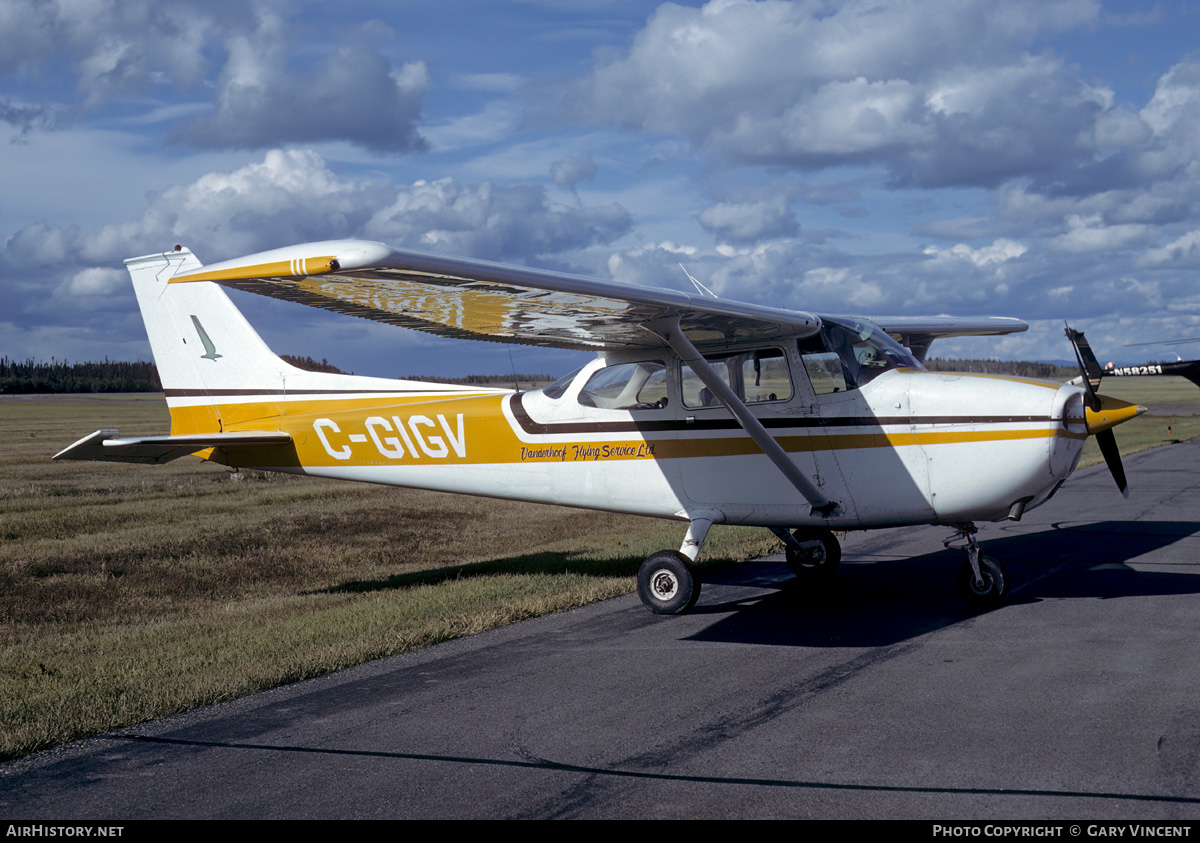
[542,365,586,400]
[799,317,922,393]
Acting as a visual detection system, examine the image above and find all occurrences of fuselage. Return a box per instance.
[175,347,1090,531]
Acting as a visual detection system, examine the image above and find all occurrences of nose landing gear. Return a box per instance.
[770,527,841,581]
[944,523,1009,607]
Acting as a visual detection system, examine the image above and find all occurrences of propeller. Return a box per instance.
[1064,324,1147,498]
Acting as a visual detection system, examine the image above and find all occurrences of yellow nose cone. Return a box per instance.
[1085,394,1147,434]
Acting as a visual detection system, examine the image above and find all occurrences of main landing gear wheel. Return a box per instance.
[637,550,702,615]
[957,554,1009,607]
[784,528,841,580]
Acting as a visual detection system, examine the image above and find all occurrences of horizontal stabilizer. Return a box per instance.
[53,429,293,465]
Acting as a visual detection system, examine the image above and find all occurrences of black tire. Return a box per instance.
[784,529,841,580]
[957,554,1009,607]
[637,550,701,615]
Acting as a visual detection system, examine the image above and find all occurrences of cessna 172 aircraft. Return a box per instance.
[1102,338,1200,388]
[55,240,1146,614]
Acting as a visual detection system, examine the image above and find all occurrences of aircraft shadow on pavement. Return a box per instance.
[684,520,1200,648]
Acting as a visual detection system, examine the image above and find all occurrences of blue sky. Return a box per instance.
[3,0,1200,378]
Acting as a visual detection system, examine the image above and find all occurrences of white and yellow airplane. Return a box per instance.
[55,240,1145,614]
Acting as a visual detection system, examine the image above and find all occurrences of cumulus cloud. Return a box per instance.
[0,0,242,103]
[365,177,631,261]
[66,267,126,296]
[1,148,636,350]
[796,266,886,310]
[0,1,429,152]
[0,98,64,135]
[1050,214,1152,253]
[171,14,428,153]
[551,153,598,193]
[922,239,1028,267]
[1140,230,1200,267]
[566,0,1120,188]
[606,241,700,289]
[75,149,383,262]
[698,197,798,243]
[5,148,635,274]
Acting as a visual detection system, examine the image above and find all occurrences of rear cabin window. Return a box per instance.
[681,348,792,409]
[577,361,668,410]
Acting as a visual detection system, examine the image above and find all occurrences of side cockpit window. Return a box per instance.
[681,347,792,409]
[577,361,668,410]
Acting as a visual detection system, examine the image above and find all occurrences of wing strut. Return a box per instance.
[645,317,840,518]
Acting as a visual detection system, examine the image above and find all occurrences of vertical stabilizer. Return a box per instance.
[126,249,296,398]
[125,248,495,437]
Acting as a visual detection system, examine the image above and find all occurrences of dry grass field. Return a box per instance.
[2,376,1197,760]
[0,395,776,760]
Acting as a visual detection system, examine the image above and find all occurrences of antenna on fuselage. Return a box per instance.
[680,264,717,298]
[507,346,520,393]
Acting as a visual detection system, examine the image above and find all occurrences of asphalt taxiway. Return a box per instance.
[5,440,1200,819]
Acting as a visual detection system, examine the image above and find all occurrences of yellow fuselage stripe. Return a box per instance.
[169,394,1076,469]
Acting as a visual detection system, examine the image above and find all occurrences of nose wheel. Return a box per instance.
[957,553,1008,606]
[778,527,841,580]
[945,523,1010,607]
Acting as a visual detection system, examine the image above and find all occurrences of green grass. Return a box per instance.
[1086,374,1200,409]
[3,378,1198,760]
[1075,375,1200,468]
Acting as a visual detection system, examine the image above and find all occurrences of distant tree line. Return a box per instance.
[925,358,1077,379]
[279,355,348,375]
[1,354,349,393]
[2,355,1082,394]
[403,373,554,387]
[1,357,162,394]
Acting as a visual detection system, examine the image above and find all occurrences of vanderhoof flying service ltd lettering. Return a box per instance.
[515,444,655,462]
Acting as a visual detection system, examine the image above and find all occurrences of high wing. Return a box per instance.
[866,316,1029,363]
[1124,336,1200,347]
[169,239,1027,352]
[170,240,820,350]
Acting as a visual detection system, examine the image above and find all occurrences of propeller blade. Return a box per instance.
[1066,323,1146,497]
[1095,428,1129,499]
[1064,323,1104,411]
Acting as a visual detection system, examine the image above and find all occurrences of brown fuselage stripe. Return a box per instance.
[506,394,1061,435]
[164,388,488,397]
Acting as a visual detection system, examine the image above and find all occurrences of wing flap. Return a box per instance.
[53,430,293,465]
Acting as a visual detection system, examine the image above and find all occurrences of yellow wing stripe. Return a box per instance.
[170,256,339,283]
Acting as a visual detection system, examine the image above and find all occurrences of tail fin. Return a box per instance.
[126,248,296,398]
[126,247,493,438]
